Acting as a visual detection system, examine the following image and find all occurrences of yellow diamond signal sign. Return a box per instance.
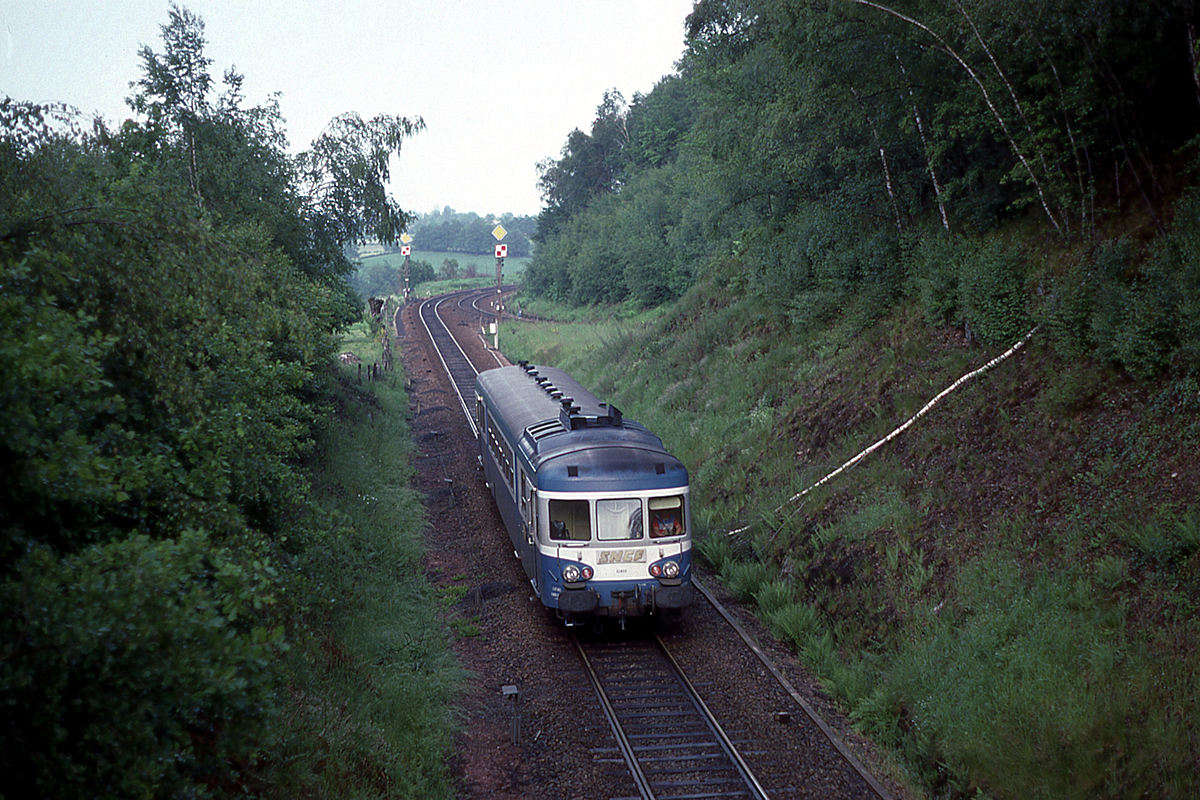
[491,224,507,241]
[400,233,413,244]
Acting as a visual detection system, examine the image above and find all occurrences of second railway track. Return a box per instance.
[417,291,484,436]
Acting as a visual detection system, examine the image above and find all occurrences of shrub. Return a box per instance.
[958,239,1029,346]
[766,601,822,650]
[754,578,795,615]
[1121,509,1200,568]
[905,232,965,328]
[1047,192,1200,378]
[0,532,284,798]
[724,559,771,602]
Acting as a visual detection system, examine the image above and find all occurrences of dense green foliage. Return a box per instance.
[525,0,1200,376]
[0,6,451,797]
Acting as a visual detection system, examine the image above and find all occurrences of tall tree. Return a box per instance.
[296,112,425,260]
[535,90,629,241]
[128,3,212,202]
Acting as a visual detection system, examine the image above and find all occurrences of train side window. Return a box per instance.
[596,498,643,541]
[519,472,532,519]
[548,499,591,542]
[487,425,515,497]
[649,496,685,539]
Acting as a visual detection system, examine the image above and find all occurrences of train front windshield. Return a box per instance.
[597,498,643,541]
[548,495,687,543]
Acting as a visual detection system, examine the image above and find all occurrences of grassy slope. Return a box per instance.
[264,322,462,799]
[497,276,1200,798]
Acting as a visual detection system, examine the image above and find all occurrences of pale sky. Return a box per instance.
[1,1,695,218]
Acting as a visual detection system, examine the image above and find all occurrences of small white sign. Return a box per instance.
[495,244,508,258]
[400,245,411,256]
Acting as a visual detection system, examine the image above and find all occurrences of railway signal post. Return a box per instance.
[492,224,507,350]
[399,232,413,302]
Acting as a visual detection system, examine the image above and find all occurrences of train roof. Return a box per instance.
[476,363,688,492]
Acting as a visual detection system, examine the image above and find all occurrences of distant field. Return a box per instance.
[360,250,529,280]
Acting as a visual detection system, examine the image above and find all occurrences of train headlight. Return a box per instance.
[650,559,681,579]
[562,564,593,583]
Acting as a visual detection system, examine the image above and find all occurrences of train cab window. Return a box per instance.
[649,496,685,539]
[596,498,644,541]
[548,499,591,542]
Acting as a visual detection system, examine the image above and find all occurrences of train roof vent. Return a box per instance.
[526,418,566,441]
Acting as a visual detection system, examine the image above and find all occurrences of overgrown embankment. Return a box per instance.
[265,321,462,799]
[498,273,1200,797]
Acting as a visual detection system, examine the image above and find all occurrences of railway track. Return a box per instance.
[577,633,770,800]
[411,288,893,800]
[417,290,483,436]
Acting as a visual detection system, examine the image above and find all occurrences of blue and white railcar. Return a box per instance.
[476,362,694,624]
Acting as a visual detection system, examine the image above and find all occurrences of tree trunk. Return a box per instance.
[895,53,950,232]
[845,0,1065,236]
[850,85,904,235]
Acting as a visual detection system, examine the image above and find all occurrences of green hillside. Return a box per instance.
[510,4,1200,790]
[499,262,1199,796]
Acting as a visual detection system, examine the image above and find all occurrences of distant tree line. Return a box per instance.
[526,0,1200,376]
[407,207,535,257]
[0,5,422,795]
[350,255,437,298]
[349,208,535,298]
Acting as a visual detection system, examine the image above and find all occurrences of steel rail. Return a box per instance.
[574,633,771,800]
[417,292,480,438]
[692,577,893,800]
[652,633,772,800]
[571,635,656,800]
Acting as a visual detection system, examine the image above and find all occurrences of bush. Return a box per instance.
[907,233,1030,346]
[905,232,965,328]
[766,601,822,650]
[1047,192,1200,378]
[958,240,1029,346]
[724,559,771,602]
[0,532,284,798]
